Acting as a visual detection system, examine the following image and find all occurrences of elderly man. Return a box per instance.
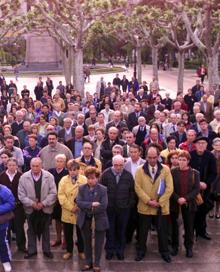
[132,116,150,146]
[75,141,102,175]
[18,158,57,259]
[39,132,73,170]
[58,117,75,144]
[123,132,136,158]
[100,127,124,170]
[11,110,24,136]
[179,129,197,152]
[210,109,220,133]
[105,110,127,134]
[135,145,173,263]
[127,102,147,131]
[16,120,32,149]
[100,155,135,260]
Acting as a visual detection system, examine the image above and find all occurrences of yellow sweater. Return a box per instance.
[58,174,87,224]
[135,164,173,215]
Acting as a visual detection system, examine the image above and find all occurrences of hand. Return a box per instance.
[36,202,44,210]
[92,202,100,208]
[32,202,38,210]
[178,197,187,205]
[200,182,207,190]
[148,200,160,208]
[72,207,78,213]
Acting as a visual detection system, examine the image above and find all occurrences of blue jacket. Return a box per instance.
[0,185,15,230]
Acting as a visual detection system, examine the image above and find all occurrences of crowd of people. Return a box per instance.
[0,72,220,272]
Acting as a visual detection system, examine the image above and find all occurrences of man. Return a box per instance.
[135,88,148,102]
[105,111,127,134]
[135,145,173,263]
[75,142,102,175]
[146,96,165,123]
[121,75,129,92]
[39,132,73,170]
[56,81,65,98]
[100,127,124,169]
[41,104,52,122]
[0,136,24,168]
[58,117,75,144]
[190,137,217,240]
[100,155,135,260]
[170,121,187,146]
[197,119,217,150]
[200,94,213,123]
[66,126,88,158]
[16,120,31,149]
[96,77,106,98]
[191,112,205,134]
[18,158,57,259]
[162,93,173,110]
[23,134,41,171]
[128,77,139,95]
[72,113,88,136]
[127,102,147,131]
[0,158,26,252]
[112,74,121,89]
[210,109,220,133]
[11,110,24,136]
[34,81,44,101]
[163,113,178,138]
[85,110,97,127]
[21,85,30,99]
[143,128,166,156]
[170,100,185,115]
[191,79,201,96]
[123,132,136,158]
[132,116,150,146]
[100,103,114,123]
[179,129,197,152]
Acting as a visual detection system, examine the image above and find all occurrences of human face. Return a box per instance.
[126,133,135,145]
[5,139,14,149]
[48,135,57,147]
[130,147,140,161]
[28,137,37,148]
[98,114,104,123]
[7,161,17,173]
[113,159,124,173]
[31,161,42,175]
[170,155,179,167]
[112,148,122,156]
[187,131,196,143]
[146,148,158,167]
[135,104,141,112]
[87,174,98,187]
[113,112,121,123]
[178,157,189,170]
[168,139,176,150]
[213,141,220,152]
[64,119,72,128]
[177,124,185,133]
[150,130,158,141]
[96,130,104,141]
[75,128,83,139]
[108,129,118,140]
[200,121,208,131]
[55,158,66,170]
[0,154,10,165]
[23,122,31,132]
[3,128,11,136]
[68,168,79,178]
[138,118,146,127]
[83,143,93,157]
[195,140,207,153]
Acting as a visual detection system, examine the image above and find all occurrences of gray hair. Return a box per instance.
[112,154,124,164]
[55,154,67,161]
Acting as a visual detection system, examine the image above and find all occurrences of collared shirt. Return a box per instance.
[130,159,142,178]
[31,171,42,182]
[148,165,158,180]
[111,167,122,184]
[6,170,17,182]
[74,139,83,158]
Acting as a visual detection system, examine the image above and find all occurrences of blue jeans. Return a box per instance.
[0,228,11,263]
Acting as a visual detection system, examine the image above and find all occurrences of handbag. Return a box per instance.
[192,169,204,206]
[0,211,14,224]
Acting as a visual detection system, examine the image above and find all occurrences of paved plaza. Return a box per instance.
[1,218,219,272]
[4,65,202,99]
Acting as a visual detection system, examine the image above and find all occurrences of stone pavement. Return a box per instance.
[2,218,220,272]
[4,65,204,99]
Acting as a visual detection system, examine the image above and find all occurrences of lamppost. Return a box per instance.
[133,47,137,79]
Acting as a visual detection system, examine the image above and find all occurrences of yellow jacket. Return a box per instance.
[75,156,102,175]
[135,163,173,215]
[58,174,87,224]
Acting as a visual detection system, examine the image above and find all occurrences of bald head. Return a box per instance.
[30,157,42,175]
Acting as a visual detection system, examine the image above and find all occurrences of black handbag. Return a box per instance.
[0,211,14,224]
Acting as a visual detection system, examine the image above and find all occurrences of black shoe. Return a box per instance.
[105,253,113,260]
[186,249,193,258]
[43,252,54,259]
[24,252,37,259]
[170,248,178,256]
[135,254,145,262]
[161,254,172,263]
[116,253,124,260]
[198,233,211,240]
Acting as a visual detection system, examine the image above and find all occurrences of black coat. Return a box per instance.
[127,111,147,131]
[170,167,200,213]
[100,168,135,209]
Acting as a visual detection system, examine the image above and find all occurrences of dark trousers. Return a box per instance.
[26,213,51,254]
[137,214,169,256]
[105,208,130,255]
[194,203,207,236]
[63,223,84,253]
[81,219,105,267]
[0,228,11,263]
[126,206,139,243]
[9,207,26,249]
[170,206,195,250]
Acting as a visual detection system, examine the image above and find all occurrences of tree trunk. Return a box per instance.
[177,51,185,94]
[73,48,84,97]
[136,46,142,83]
[61,46,72,85]
[152,46,158,81]
[207,52,219,88]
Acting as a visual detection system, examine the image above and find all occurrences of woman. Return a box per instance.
[2,125,20,147]
[94,128,105,160]
[77,166,109,272]
[166,150,179,169]
[48,154,68,247]
[58,159,87,260]
[160,136,180,160]
[38,115,48,137]
[0,184,15,272]
[170,151,200,258]
[49,116,62,133]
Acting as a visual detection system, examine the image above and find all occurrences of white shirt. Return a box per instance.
[148,165,158,181]
[130,159,142,178]
[6,170,17,182]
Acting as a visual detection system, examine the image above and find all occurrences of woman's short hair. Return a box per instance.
[84,166,100,178]
[67,159,80,170]
[166,150,179,166]
[178,150,191,161]
[6,157,18,165]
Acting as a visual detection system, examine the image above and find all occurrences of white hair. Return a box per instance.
[55,154,67,161]
[112,154,124,164]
